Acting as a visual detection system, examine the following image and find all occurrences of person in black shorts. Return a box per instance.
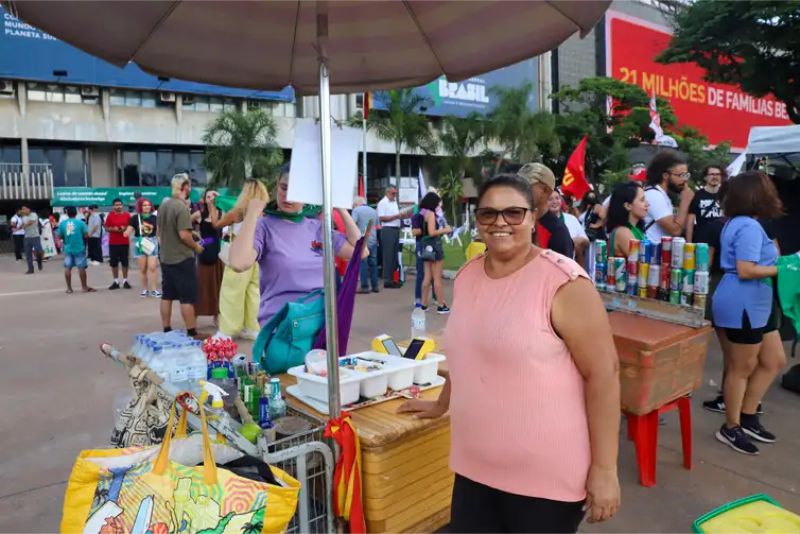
[104,198,132,289]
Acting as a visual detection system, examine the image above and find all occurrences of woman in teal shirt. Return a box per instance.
[712,171,786,455]
[605,181,649,259]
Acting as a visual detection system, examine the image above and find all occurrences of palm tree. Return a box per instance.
[488,83,560,170]
[368,89,437,183]
[436,170,464,227]
[202,108,284,189]
[439,113,486,183]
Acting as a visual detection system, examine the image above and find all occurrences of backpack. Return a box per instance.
[781,364,800,394]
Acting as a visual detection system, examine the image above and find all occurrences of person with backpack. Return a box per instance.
[642,152,695,242]
[56,206,95,294]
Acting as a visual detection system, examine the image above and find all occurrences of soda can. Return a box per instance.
[669,289,681,305]
[683,242,697,270]
[671,237,686,269]
[680,292,693,307]
[627,239,641,262]
[682,269,695,294]
[661,236,673,265]
[638,286,648,299]
[626,259,639,279]
[650,243,661,265]
[646,264,660,299]
[693,293,707,310]
[613,257,627,292]
[637,262,650,292]
[638,239,650,264]
[626,277,637,296]
[659,262,671,290]
[670,268,683,291]
[695,243,710,272]
[594,262,607,291]
[694,271,710,295]
[657,287,669,301]
[606,265,616,290]
[594,239,607,264]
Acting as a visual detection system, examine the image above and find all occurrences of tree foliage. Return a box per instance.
[202,109,283,189]
[657,0,800,123]
[438,113,487,182]
[368,89,437,182]
[436,170,464,226]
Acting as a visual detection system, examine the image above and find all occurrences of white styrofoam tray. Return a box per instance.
[287,351,446,408]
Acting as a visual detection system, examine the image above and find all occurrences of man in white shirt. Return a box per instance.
[86,205,104,265]
[376,185,410,289]
[642,152,694,242]
[10,207,25,261]
[547,190,589,265]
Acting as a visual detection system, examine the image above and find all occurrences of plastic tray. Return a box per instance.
[287,351,446,408]
[692,494,800,533]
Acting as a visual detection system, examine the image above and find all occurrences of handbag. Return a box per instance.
[110,365,171,448]
[62,401,301,534]
[136,215,157,255]
[253,289,325,374]
[418,237,437,261]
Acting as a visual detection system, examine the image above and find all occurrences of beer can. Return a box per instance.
[680,292,693,307]
[637,262,650,291]
[695,243,710,272]
[638,286,648,299]
[694,270,710,295]
[683,242,697,270]
[657,287,669,301]
[594,239,607,264]
[669,289,681,305]
[606,266,616,290]
[650,243,661,265]
[613,257,627,292]
[627,239,641,262]
[594,262,607,291]
[671,237,686,269]
[693,293,707,310]
[646,264,660,299]
[627,259,639,279]
[638,240,650,264]
[661,236,673,265]
[670,268,683,291]
[659,262,671,290]
[682,269,695,294]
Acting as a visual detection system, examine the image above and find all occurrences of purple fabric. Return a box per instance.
[253,215,346,325]
[314,234,366,356]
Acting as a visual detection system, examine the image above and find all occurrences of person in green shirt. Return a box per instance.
[56,206,95,293]
[605,181,649,259]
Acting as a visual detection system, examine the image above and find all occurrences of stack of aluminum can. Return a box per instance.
[593,236,710,310]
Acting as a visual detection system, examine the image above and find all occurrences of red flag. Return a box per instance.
[357,174,365,197]
[561,136,590,199]
[325,413,366,533]
[363,92,370,121]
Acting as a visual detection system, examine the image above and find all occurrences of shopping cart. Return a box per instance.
[101,343,335,534]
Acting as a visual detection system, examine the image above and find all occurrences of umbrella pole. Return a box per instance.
[318,57,342,420]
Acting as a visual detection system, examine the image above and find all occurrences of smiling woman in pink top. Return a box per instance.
[399,174,621,533]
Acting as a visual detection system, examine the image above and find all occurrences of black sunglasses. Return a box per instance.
[475,207,530,225]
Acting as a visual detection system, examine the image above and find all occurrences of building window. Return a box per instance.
[183,94,211,112]
[29,145,88,187]
[109,88,159,107]
[0,144,21,164]
[118,147,208,187]
[27,83,97,104]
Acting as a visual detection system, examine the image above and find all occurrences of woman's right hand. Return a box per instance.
[396,399,447,419]
[247,197,268,216]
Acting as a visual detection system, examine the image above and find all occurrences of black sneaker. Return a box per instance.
[420,305,429,312]
[716,425,759,455]
[109,282,120,290]
[741,419,776,444]
[703,395,726,414]
[123,281,132,289]
[437,304,451,315]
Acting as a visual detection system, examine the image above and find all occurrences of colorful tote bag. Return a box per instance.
[61,403,300,534]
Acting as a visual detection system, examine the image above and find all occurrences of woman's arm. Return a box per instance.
[736,261,778,280]
[213,208,243,230]
[190,210,202,224]
[685,214,696,243]
[551,277,620,524]
[229,199,266,272]
[613,226,633,258]
[336,208,362,245]
[124,224,135,239]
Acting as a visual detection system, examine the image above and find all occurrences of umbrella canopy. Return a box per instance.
[7,0,610,95]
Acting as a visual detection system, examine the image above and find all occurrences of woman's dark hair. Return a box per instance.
[477,174,534,209]
[606,181,645,234]
[646,152,686,186]
[581,189,598,211]
[419,192,441,212]
[200,188,216,218]
[722,171,783,219]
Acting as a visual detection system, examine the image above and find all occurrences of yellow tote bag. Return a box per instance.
[61,403,300,534]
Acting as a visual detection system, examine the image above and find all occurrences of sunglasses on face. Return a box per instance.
[475,207,529,226]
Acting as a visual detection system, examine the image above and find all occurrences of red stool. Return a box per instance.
[624,395,692,487]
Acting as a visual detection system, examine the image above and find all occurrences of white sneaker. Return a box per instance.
[239,329,259,341]
[140,290,149,297]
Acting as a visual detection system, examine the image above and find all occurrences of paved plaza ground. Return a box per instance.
[0,252,798,532]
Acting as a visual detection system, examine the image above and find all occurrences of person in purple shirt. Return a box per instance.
[229,165,363,325]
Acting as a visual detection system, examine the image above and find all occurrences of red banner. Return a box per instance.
[562,135,590,199]
[606,12,792,150]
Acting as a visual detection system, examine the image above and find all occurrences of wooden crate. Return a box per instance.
[609,312,712,415]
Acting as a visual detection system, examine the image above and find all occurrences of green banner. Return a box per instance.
[51,187,211,207]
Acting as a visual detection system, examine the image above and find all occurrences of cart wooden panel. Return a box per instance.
[280,375,453,533]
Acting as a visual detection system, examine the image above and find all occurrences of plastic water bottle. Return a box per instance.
[411,304,426,339]
[148,346,165,380]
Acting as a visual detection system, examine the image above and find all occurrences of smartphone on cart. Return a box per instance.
[402,339,425,360]
[380,337,403,357]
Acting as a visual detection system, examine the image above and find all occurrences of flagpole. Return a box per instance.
[362,92,369,200]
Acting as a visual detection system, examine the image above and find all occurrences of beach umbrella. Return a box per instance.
[8,0,610,417]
